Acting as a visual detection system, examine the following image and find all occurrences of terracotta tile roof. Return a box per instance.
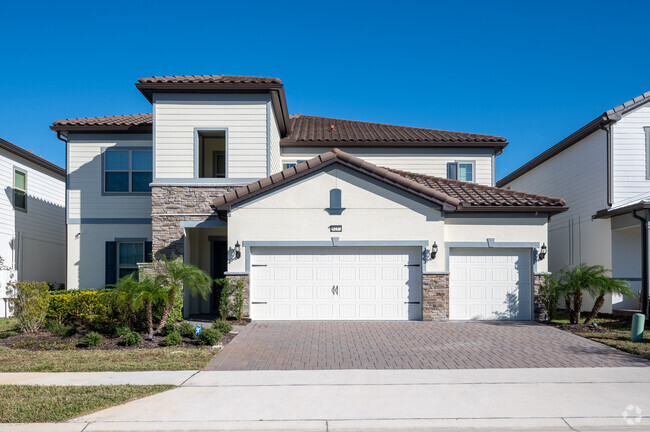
[386,167,566,209]
[137,75,282,84]
[281,115,508,149]
[213,148,566,214]
[52,113,153,128]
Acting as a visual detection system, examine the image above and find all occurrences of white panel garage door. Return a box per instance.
[250,247,422,320]
[449,248,532,320]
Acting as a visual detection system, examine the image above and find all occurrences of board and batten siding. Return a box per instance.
[0,147,65,284]
[280,147,495,186]
[611,103,650,207]
[67,134,152,220]
[503,129,612,312]
[153,93,270,180]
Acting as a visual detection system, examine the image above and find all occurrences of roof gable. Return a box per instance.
[213,148,566,217]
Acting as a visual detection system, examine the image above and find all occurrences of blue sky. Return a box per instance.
[1,0,649,180]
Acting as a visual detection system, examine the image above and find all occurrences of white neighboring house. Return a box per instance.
[0,138,66,317]
[498,91,650,316]
[51,75,567,322]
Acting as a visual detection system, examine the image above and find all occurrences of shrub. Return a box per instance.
[178,322,195,338]
[114,324,131,337]
[217,278,245,320]
[161,331,182,346]
[47,289,116,327]
[197,328,222,346]
[6,281,51,333]
[45,320,64,334]
[212,320,233,334]
[60,325,78,337]
[539,274,560,322]
[159,322,177,336]
[123,331,143,347]
[82,331,103,347]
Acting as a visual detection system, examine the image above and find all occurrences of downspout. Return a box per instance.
[56,132,69,289]
[632,209,649,318]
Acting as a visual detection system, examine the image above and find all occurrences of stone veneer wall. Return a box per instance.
[224,274,251,319]
[422,273,449,321]
[151,185,236,257]
[534,272,550,322]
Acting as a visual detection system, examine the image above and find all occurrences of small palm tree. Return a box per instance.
[558,264,599,324]
[114,274,166,339]
[581,266,634,324]
[153,255,212,330]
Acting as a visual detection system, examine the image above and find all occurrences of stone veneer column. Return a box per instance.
[224,273,251,319]
[422,272,449,321]
[151,185,236,258]
[534,272,550,322]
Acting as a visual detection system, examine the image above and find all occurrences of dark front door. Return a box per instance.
[210,240,228,312]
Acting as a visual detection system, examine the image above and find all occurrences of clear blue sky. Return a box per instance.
[1,0,649,180]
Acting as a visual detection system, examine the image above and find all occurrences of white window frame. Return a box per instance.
[447,160,476,182]
[13,168,27,211]
[282,160,306,170]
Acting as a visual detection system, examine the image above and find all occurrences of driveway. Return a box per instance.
[206,321,649,370]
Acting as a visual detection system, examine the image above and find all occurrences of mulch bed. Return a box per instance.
[0,319,246,351]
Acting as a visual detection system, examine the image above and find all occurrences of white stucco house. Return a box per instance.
[51,75,566,321]
[498,91,650,316]
[0,138,66,317]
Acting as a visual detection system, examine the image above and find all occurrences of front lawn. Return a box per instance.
[0,346,218,372]
[0,385,173,422]
[0,318,19,339]
[548,313,650,360]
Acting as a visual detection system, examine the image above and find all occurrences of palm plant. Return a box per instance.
[153,255,212,330]
[557,264,599,324]
[114,274,166,339]
[581,266,633,324]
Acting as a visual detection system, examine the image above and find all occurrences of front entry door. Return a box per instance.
[210,240,228,312]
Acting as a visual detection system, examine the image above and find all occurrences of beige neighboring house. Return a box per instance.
[498,91,650,316]
[51,75,566,322]
[0,138,66,317]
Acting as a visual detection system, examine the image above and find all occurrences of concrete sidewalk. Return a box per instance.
[1,368,649,431]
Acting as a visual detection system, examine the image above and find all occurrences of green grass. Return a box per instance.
[0,318,19,339]
[0,385,173,422]
[0,347,218,372]
[551,313,650,360]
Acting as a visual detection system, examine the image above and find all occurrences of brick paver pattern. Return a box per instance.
[206,321,649,370]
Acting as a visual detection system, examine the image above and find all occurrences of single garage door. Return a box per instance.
[449,248,532,320]
[250,247,422,320]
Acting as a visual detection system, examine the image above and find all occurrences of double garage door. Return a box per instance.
[250,247,422,320]
[249,246,532,321]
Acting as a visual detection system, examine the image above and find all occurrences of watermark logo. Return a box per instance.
[622,405,642,425]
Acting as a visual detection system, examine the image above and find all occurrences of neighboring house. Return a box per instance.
[51,75,566,321]
[498,91,650,315]
[0,138,66,317]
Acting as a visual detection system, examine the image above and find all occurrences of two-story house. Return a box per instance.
[51,75,566,322]
[498,91,650,316]
[0,138,65,316]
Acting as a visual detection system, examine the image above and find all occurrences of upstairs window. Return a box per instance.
[104,149,152,193]
[13,170,26,210]
[282,160,306,170]
[447,161,474,182]
[198,131,226,178]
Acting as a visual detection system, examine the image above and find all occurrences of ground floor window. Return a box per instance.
[118,242,144,279]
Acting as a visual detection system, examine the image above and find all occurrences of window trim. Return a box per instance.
[13,168,27,212]
[101,147,153,196]
[447,160,476,183]
[194,128,229,180]
[645,127,650,180]
[116,240,145,280]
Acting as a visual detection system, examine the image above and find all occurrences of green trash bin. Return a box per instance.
[631,313,645,342]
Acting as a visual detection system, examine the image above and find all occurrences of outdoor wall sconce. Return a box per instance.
[234,241,241,259]
[538,243,547,261]
[431,242,438,260]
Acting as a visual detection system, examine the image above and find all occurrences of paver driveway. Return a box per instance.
[206,321,649,370]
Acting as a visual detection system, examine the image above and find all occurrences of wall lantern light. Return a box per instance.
[234,241,241,259]
[431,242,438,260]
[538,243,547,261]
